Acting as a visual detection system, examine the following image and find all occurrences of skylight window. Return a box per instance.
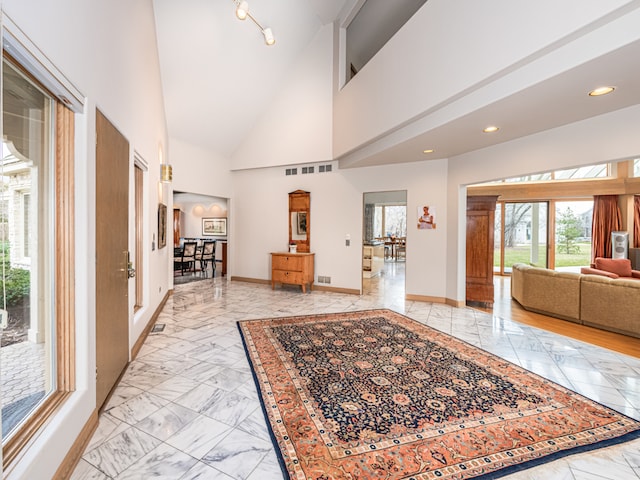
[498,164,610,184]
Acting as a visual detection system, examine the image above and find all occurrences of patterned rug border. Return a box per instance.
[237,308,640,480]
[238,321,293,480]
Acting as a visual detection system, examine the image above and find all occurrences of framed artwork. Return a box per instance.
[296,212,307,235]
[158,203,167,248]
[417,205,436,230]
[202,217,227,236]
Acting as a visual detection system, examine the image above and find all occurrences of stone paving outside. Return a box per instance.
[1,340,45,408]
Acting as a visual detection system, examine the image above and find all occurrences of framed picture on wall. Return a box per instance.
[158,203,167,248]
[417,205,436,230]
[203,217,227,236]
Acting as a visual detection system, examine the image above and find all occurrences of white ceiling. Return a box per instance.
[152,0,350,159]
[153,1,640,169]
[339,38,640,169]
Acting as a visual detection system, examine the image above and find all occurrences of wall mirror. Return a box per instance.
[289,190,310,252]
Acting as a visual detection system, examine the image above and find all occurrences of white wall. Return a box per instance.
[333,0,638,157]
[231,159,449,298]
[231,25,334,170]
[1,1,169,478]
[171,138,233,199]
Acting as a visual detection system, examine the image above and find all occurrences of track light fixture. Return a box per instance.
[236,1,249,20]
[233,0,275,46]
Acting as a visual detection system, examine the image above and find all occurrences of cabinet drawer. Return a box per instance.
[272,255,303,271]
[272,270,304,284]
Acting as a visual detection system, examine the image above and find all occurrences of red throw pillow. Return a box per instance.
[594,257,633,277]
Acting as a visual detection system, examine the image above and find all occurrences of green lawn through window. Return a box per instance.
[494,243,591,269]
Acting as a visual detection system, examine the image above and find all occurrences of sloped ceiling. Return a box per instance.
[153,1,640,170]
[152,0,350,159]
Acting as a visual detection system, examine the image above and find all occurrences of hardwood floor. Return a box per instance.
[487,276,640,359]
[366,264,640,358]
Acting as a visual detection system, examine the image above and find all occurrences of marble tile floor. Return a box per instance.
[71,276,640,480]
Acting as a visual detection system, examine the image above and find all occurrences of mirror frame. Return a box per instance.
[289,190,310,252]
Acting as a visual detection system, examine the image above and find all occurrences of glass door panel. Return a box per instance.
[1,58,56,441]
[554,200,593,272]
[495,202,548,274]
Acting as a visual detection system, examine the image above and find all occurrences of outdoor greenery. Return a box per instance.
[556,207,583,254]
[494,243,591,269]
[0,241,31,308]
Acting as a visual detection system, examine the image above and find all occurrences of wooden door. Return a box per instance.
[96,110,130,409]
[466,196,499,307]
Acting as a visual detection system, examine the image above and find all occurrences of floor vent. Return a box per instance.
[151,323,166,333]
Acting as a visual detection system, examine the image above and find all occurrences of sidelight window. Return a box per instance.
[1,51,76,468]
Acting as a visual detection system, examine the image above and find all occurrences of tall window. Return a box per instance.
[554,201,592,270]
[494,202,548,274]
[494,200,594,274]
[373,205,406,238]
[1,54,75,467]
[1,57,55,441]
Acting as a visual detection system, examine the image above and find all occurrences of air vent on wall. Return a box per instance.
[302,166,314,174]
[285,168,298,176]
[319,164,332,173]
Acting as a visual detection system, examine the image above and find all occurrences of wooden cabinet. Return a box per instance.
[219,241,228,276]
[271,252,314,293]
[466,195,499,307]
[173,208,182,248]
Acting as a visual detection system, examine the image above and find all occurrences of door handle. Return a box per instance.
[124,251,136,278]
[127,261,136,278]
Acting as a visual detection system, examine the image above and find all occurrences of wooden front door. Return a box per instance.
[95,110,130,409]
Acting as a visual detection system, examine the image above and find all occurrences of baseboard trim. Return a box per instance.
[405,294,464,307]
[312,285,359,295]
[230,276,270,285]
[231,277,360,296]
[446,298,466,308]
[131,289,172,360]
[54,409,99,480]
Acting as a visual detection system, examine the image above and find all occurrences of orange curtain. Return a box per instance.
[591,195,622,261]
[635,195,640,248]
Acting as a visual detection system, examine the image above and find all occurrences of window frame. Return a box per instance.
[1,53,76,472]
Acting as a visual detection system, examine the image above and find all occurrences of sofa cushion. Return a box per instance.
[594,257,632,277]
[511,263,581,323]
[580,266,619,279]
[580,275,640,338]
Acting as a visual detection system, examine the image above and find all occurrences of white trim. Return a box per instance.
[134,151,149,171]
[2,12,85,112]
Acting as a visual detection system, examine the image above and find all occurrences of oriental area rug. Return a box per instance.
[237,309,640,480]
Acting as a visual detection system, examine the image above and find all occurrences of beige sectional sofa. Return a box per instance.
[511,264,581,323]
[511,263,640,338]
[580,274,640,338]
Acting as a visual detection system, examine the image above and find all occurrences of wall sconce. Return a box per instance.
[232,0,275,46]
[160,164,173,183]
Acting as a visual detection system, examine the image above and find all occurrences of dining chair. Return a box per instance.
[174,241,197,275]
[199,240,216,275]
[395,238,406,261]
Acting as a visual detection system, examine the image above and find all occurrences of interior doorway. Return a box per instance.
[362,191,407,297]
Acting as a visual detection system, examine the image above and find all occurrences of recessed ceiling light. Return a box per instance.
[588,86,615,96]
[483,126,499,133]
[423,149,434,154]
